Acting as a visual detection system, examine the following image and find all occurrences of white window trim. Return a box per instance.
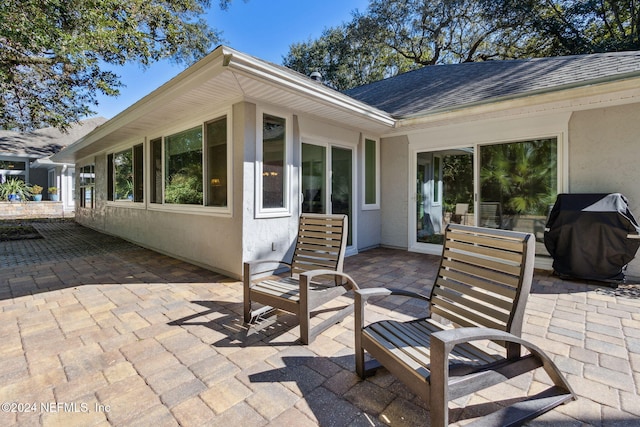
[361,136,380,210]
[144,110,233,217]
[106,144,141,205]
[408,133,567,264]
[432,154,442,207]
[0,155,29,182]
[77,161,96,210]
[255,107,293,218]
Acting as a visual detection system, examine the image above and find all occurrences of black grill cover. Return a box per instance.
[544,193,640,282]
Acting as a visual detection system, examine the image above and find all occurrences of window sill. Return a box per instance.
[147,203,233,217]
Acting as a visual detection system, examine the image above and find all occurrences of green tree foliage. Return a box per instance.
[487,0,640,56]
[1,0,233,131]
[284,23,417,91]
[284,0,640,90]
[480,139,557,216]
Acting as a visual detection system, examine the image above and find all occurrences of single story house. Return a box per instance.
[1,117,106,211]
[51,46,640,279]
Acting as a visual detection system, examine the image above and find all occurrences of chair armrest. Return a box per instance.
[354,287,431,333]
[243,259,292,281]
[300,269,359,290]
[432,327,519,348]
[431,327,529,361]
[428,326,576,401]
[356,287,430,302]
[355,288,430,312]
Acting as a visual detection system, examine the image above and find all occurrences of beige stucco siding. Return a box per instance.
[380,135,410,249]
[568,102,640,276]
[75,104,246,279]
[568,102,640,210]
[241,102,301,265]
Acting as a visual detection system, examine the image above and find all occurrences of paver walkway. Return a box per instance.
[1,220,639,426]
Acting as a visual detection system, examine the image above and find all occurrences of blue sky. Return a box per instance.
[93,0,370,119]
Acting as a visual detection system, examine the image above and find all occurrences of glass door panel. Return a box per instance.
[479,138,557,255]
[416,149,474,245]
[301,143,326,214]
[301,143,353,247]
[331,147,353,246]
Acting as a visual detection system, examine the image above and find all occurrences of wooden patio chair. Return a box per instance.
[355,224,575,426]
[243,213,358,344]
[480,201,502,229]
[451,203,469,225]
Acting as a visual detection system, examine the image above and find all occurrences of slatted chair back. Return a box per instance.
[291,214,348,278]
[430,224,535,342]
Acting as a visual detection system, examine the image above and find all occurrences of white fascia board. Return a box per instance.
[221,47,396,128]
[52,45,395,163]
[52,49,229,163]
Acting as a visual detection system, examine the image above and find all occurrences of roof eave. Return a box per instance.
[52,46,395,164]
[394,72,640,130]
[221,47,395,127]
[52,48,229,163]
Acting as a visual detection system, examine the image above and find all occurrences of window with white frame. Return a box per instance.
[165,126,203,205]
[205,117,228,207]
[363,137,379,208]
[0,159,27,183]
[79,164,95,208]
[150,138,162,204]
[149,115,229,209]
[257,111,291,216]
[107,143,144,202]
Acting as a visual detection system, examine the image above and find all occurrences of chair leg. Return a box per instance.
[355,343,366,378]
[429,334,449,427]
[243,296,252,324]
[243,263,252,324]
[354,289,365,378]
[299,274,310,344]
[299,313,310,345]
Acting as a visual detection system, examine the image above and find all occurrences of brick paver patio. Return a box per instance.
[1,220,639,426]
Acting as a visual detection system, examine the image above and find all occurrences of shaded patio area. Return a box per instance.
[1,220,639,426]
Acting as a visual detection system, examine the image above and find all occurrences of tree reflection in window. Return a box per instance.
[164,126,203,205]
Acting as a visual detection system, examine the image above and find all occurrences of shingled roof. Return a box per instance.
[0,117,107,158]
[344,51,640,118]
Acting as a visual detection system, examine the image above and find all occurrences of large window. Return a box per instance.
[261,114,286,209]
[363,138,379,208]
[165,126,203,205]
[150,138,162,204]
[206,117,228,207]
[0,159,27,183]
[479,138,557,236]
[414,137,558,256]
[149,115,229,209]
[79,164,95,209]
[108,144,144,202]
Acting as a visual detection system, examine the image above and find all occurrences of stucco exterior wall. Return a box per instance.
[241,103,301,266]
[297,115,382,253]
[380,135,410,249]
[75,106,246,279]
[568,102,640,276]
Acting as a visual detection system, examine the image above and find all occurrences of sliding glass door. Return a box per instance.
[416,149,474,246]
[478,138,557,255]
[414,138,558,255]
[302,143,353,246]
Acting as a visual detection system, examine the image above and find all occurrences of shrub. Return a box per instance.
[0,179,33,201]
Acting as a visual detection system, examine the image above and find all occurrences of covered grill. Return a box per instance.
[544,193,640,283]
